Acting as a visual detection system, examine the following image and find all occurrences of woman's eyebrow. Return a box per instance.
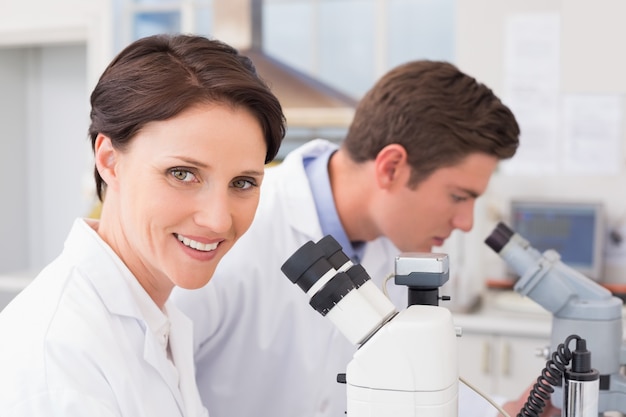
[174,156,207,168]
[175,156,264,177]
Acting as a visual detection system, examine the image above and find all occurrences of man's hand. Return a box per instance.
[501,384,560,417]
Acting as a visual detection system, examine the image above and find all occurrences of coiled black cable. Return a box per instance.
[517,334,581,417]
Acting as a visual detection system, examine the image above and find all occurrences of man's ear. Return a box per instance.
[374,143,409,189]
[94,134,119,191]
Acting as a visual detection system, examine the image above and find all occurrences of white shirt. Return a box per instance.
[0,218,208,417]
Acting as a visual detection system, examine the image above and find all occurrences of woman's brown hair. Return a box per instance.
[89,34,286,200]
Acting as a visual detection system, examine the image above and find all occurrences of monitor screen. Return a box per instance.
[510,200,605,281]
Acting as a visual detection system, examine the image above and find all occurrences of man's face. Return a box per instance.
[375,153,499,252]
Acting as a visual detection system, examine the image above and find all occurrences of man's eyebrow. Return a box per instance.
[456,187,480,199]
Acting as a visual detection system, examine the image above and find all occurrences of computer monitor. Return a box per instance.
[510,200,605,281]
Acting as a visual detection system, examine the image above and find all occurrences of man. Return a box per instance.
[171,60,528,417]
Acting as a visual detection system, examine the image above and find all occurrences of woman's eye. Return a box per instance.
[451,194,467,203]
[170,169,196,182]
[232,178,255,189]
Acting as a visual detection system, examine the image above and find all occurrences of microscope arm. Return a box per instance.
[486,222,626,414]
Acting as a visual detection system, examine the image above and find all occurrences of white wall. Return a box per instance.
[0,0,115,274]
[31,45,93,267]
[0,49,29,271]
[0,44,92,273]
[454,0,626,298]
[0,0,114,89]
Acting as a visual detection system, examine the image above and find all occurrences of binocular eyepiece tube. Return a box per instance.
[281,235,396,346]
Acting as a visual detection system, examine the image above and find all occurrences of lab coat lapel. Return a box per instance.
[167,305,207,417]
[65,220,187,415]
[273,139,330,240]
[142,330,186,414]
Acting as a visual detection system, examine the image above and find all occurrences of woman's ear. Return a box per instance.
[374,143,409,189]
[94,134,119,191]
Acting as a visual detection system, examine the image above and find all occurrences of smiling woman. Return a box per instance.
[0,34,285,417]
[94,103,269,305]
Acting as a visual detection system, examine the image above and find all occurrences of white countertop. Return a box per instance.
[452,289,626,340]
[452,291,552,338]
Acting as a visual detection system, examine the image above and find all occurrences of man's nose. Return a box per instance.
[452,201,475,232]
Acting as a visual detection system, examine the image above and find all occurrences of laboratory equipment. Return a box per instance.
[510,200,605,281]
[281,235,458,417]
[486,221,625,416]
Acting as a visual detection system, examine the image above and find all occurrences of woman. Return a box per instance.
[0,34,285,416]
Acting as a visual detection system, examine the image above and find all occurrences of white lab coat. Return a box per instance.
[172,139,402,417]
[0,219,208,417]
[172,139,502,417]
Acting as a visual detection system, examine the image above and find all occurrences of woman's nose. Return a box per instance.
[193,189,233,234]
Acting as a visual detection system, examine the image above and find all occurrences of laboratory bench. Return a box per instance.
[453,289,626,407]
[452,290,552,400]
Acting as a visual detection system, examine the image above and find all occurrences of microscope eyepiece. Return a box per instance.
[485,222,515,253]
[281,236,397,346]
[281,240,331,292]
[317,235,351,270]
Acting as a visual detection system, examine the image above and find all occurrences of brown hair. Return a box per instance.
[343,60,519,187]
[89,34,286,201]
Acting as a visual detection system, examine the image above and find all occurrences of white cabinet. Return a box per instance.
[457,330,550,400]
[452,298,552,402]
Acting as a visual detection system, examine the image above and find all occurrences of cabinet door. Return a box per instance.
[457,332,496,396]
[493,335,550,400]
[457,332,550,403]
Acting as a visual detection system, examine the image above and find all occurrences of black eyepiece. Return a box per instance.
[317,235,350,269]
[485,222,515,253]
[281,241,332,292]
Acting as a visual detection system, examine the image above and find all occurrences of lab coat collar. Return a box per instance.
[62,218,195,415]
[273,139,338,241]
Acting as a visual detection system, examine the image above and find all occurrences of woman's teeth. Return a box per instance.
[176,234,218,252]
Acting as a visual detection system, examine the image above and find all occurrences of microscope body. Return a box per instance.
[346,305,458,417]
[281,237,458,417]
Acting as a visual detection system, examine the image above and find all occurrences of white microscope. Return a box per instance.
[281,235,459,417]
[282,229,604,417]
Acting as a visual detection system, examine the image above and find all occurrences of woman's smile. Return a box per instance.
[175,233,220,252]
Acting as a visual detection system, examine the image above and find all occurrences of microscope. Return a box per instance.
[486,222,626,416]
[281,223,614,417]
[281,235,459,417]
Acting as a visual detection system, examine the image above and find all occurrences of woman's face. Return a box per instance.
[95,103,266,304]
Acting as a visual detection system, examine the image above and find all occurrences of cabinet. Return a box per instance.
[452,296,552,402]
[457,330,550,400]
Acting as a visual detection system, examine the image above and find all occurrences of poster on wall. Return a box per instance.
[561,94,622,175]
[500,12,561,175]
[499,12,623,176]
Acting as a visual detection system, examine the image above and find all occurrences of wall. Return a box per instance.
[0,49,29,271]
[0,0,116,274]
[0,0,113,88]
[453,0,626,301]
[0,45,91,273]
